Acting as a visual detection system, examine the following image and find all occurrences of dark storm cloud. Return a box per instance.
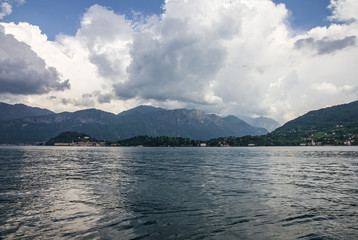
[93,91,113,104]
[0,25,70,95]
[114,20,227,103]
[295,35,356,55]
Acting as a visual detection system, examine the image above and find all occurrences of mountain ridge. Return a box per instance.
[2,100,357,145]
[276,100,358,132]
[0,102,268,144]
[117,105,166,116]
[240,116,281,132]
[0,102,54,121]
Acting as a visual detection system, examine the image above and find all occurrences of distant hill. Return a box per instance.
[117,135,201,147]
[0,103,268,144]
[0,102,54,121]
[240,116,281,132]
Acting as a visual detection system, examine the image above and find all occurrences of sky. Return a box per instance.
[0,0,357,123]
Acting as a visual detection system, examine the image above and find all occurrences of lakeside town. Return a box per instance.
[41,128,358,147]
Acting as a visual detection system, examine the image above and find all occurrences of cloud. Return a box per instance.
[1,0,358,123]
[0,0,25,19]
[93,91,113,104]
[115,0,286,107]
[329,0,358,22]
[76,4,132,82]
[0,25,70,94]
[60,93,95,108]
[312,82,353,95]
[116,21,227,104]
[294,35,356,54]
[0,1,11,19]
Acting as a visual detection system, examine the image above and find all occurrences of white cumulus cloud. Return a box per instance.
[1,0,358,123]
[0,1,11,19]
[0,0,25,19]
[329,0,358,22]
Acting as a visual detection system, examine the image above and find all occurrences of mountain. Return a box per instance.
[0,103,268,144]
[269,100,358,145]
[0,102,54,121]
[276,100,358,132]
[206,100,358,146]
[117,105,166,116]
[116,108,268,140]
[0,109,121,144]
[240,116,281,132]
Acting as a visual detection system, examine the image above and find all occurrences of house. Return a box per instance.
[54,142,71,146]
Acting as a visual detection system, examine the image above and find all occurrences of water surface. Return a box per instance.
[0,146,357,239]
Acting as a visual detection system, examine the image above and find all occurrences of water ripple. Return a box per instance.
[0,146,357,239]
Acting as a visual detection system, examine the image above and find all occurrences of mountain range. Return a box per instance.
[1,100,357,145]
[0,103,275,144]
[0,102,54,121]
[204,100,358,146]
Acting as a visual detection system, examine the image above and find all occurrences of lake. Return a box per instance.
[0,146,357,239]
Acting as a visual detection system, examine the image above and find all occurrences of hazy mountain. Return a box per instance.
[240,116,281,132]
[0,102,54,121]
[0,103,268,144]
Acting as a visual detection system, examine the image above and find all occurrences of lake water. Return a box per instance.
[0,146,357,239]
